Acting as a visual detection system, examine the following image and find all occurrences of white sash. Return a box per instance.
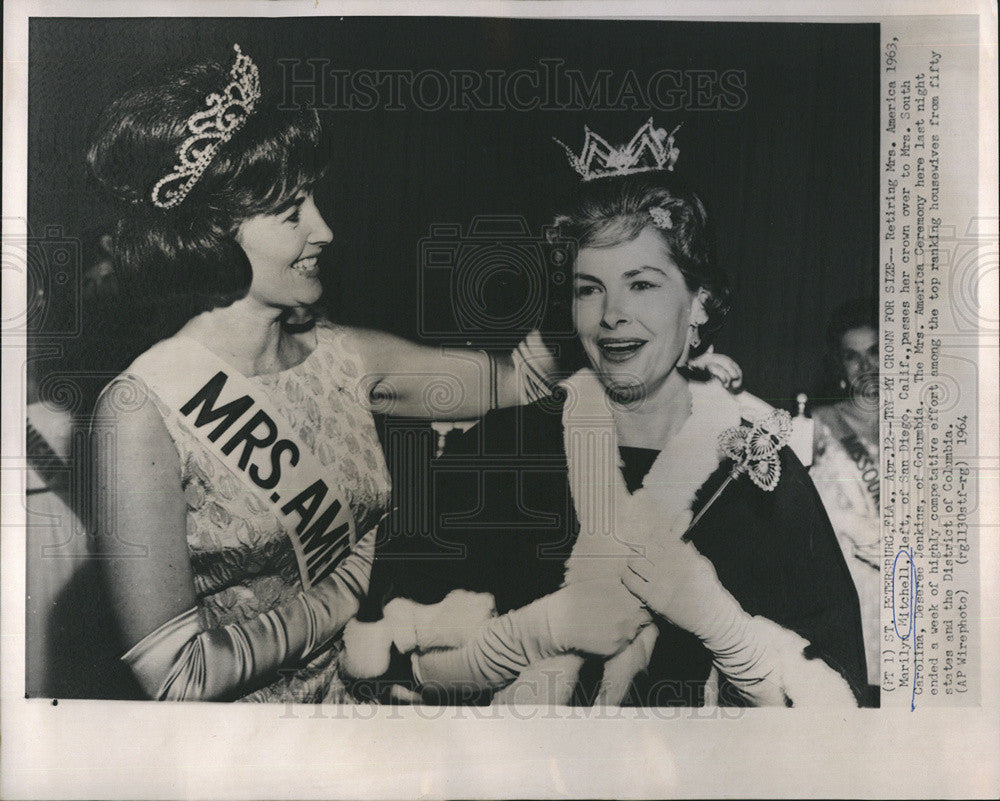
[126,336,357,590]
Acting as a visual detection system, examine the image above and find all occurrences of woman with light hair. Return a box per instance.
[351,122,868,707]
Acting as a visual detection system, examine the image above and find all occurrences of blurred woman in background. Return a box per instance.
[810,297,880,704]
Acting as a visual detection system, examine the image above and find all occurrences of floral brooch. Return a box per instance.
[718,409,793,491]
[684,410,793,537]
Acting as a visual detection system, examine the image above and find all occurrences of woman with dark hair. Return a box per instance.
[87,46,662,703]
[352,121,867,707]
[809,297,880,700]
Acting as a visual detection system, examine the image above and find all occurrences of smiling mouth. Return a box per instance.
[597,338,647,362]
[290,255,320,277]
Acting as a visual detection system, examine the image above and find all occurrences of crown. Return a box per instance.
[151,44,261,209]
[553,119,681,182]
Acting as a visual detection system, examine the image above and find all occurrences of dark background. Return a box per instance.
[28,16,878,410]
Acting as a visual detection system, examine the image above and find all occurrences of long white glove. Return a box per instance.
[341,590,497,679]
[413,580,649,692]
[624,537,857,706]
[511,329,561,404]
[122,532,374,701]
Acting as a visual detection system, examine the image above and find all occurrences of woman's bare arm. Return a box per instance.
[93,379,196,649]
[93,377,372,700]
[349,328,554,419]
[349,328,743,420]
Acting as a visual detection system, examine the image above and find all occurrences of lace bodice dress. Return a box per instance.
[144,323,391,702]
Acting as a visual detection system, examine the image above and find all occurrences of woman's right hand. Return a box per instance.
[543,580,651,657]
[409,580,650,692]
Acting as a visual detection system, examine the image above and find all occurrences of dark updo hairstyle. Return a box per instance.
[822,296,879,391]
[86,48,326,337]
[826,296,878,355]
[544,170,731,367]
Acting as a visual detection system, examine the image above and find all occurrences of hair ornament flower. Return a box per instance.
[649,206,673,230]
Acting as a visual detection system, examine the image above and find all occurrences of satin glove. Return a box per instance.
[623,536,788,703]
[686,348,743,391]
[511,329,561,404]
[623,538,856,706]
[341,590,497,679]
[414,580,650,691]
[123,532,374,701]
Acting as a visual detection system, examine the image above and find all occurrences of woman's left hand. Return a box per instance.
[622,537,724,635]
[686,349,743,391]
[386,589,498,653]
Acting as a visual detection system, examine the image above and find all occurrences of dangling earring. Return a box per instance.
[689,323,701,350]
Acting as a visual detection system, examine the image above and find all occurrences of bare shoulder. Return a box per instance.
[93,374,178,470]
[326,324,394,353]
[95,373,160,424]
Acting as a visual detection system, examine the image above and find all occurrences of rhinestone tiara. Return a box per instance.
[150,44,261,209]
[553,119,681,182]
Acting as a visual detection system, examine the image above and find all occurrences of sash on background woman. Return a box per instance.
[811,403,880,686]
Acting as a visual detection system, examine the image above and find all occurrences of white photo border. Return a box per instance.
[3,1,997,798]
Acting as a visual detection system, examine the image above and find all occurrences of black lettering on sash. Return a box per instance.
[250,439,300,490]
[280,484,352,585]
[841,432,880,506]
[302,503,351,583]
[306,535,342,571]
[281,479,328,533]
[298,496,352,585]
[307,538,349,584]
[299,498,348,553]
[180,372,255,442]
[220,409,278,470]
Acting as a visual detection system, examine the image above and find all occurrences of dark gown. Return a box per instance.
[366,397,868,706]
